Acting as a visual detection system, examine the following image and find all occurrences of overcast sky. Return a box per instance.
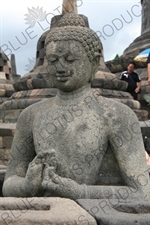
[0,0,142,76]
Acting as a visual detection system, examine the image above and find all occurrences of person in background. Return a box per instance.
[147,53,150,85]
[120,62,141,100]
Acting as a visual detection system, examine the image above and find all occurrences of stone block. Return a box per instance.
[77,199,150,225]
[0,123,16,137]
[0,73,6,80]
[0,138,2,148]
[0,165,6,197]
[0,198,96,225]
[97,88,132,99]
[13,80,29,91]
[92,78,128,91]
[4,110,22,123]
[3,137,13,149]
[112,98,141,109]
[0,165,6,181]
[0,98,8,104]
[11,89,57,100]
[133,109,149,121]
[0,58,4,67]
[0,148,10,166]
[2,99,42,110]
[0,89,5,97]
[0,79,7,84]
[3,66,10,76]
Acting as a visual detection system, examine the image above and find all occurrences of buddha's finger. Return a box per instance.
[49,157,57,169]
[43,164,54,181]
[49,170,64,188]
[42,180,57,191]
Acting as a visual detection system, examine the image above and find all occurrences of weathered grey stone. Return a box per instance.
[10,54,17,76]
[111,98,141,109]
[3,13,150,201]
[0,123,16,137]
[0,165,6,181]
[0,198,96,225]
[0,165,6,196]
[94,88,133,99]
[11,88,57,99]
[2,99,43,110]
[0,98,8,104]
[0,149,10,166]
[2,137,13,149]
[77,199,150,225]
[133,109,149,121]
[4,110,22,123]
[0,138,2,149]
[92,74,128,91]
[0,89,5,97]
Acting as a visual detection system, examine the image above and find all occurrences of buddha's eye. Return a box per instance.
[65,55,75,62]
[48,57,58,63]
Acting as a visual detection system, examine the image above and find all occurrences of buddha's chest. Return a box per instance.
[33,105,108,183]
[33,105,107,153]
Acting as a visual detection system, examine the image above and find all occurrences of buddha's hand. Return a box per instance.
[42,166,84,199]
[25,149,56,196]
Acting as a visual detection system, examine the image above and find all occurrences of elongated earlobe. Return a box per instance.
[94,53,101,63]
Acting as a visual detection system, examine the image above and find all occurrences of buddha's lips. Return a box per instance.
[56,76,71,82]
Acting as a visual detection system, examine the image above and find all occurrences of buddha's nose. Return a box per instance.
[56,59,65,73]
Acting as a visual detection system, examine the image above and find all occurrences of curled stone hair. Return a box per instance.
[45,13,102,62]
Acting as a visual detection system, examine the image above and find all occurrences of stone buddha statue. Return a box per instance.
[2,13,150,200]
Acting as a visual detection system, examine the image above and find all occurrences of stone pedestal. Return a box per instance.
[0,198,96,225]
[77,199,150,225]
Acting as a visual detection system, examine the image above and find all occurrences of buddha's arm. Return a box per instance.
[107,104,150,199]
[2,108,39,197]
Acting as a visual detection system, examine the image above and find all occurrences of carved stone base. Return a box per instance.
[77,199,150,225]
[0,198,96,225]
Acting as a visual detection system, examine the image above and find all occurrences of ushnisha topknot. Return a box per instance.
[45,13,102,62]
[58,12,86,27]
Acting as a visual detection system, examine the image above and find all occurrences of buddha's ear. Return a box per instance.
[92,52,101,72]
[94,52,101,64]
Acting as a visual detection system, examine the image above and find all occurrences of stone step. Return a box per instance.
[0,97,9,104]
[0,148,10,166]
[2,98,43,110]
[133,109,149,121]
[110,98,141,110]
[97,88,133,99]
[3,110,22,123]
[92,78,127,91]
[0,89,5,97]
[13,75,55,91]
[0,123,16,136]
[11,88,57,99]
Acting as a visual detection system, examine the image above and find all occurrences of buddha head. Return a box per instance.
[45,13,102,92]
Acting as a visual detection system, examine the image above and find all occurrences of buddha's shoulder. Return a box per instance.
[19,97,56,118]
[98,96,136,117]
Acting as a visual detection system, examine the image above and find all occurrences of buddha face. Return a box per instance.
[46,40,94,92]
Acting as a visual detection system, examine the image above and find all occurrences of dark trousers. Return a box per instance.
[130,91,138,100]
